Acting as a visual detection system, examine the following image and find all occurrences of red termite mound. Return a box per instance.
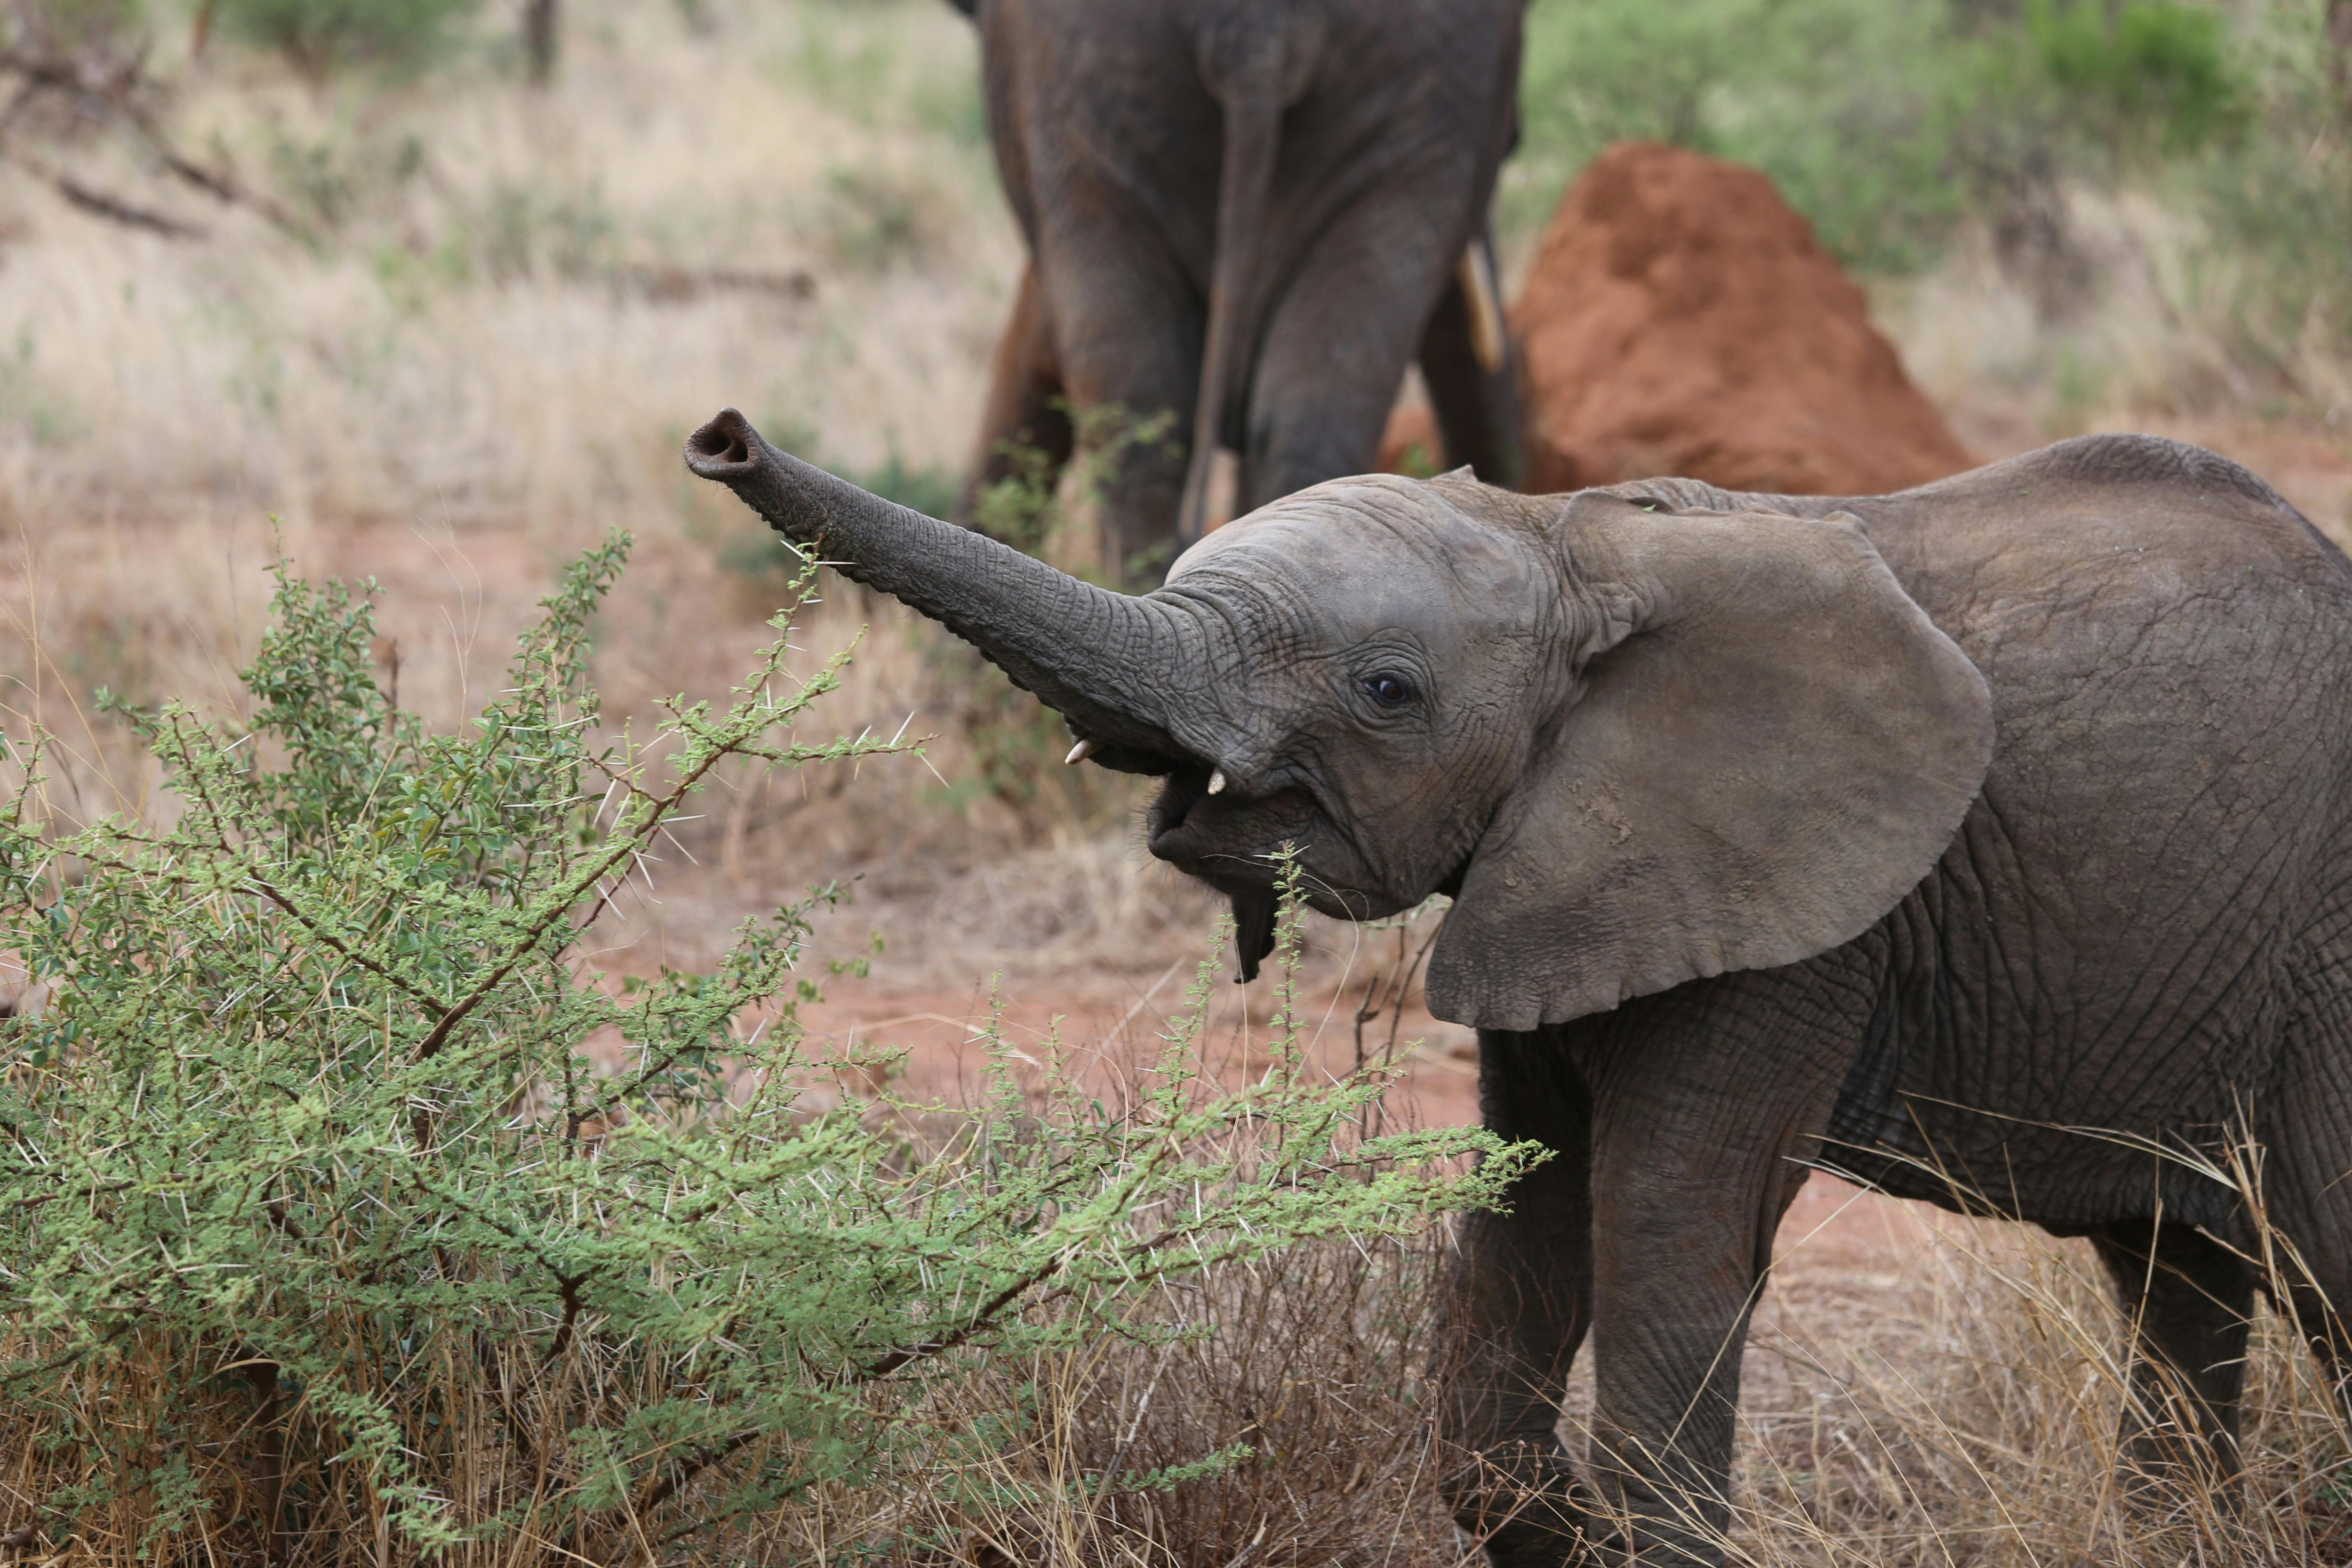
[1387,141,1972,496]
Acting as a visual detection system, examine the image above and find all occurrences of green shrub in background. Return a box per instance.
[2027,0,2244,156]
[0,542,1528,1562]
[1510,0,2246,273]
[208,0,478,79]
[2188,0,2352,374]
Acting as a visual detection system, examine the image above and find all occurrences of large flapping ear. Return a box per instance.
[1424,496,1994,1031]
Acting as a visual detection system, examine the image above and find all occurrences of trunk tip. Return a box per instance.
[685,407,759,476]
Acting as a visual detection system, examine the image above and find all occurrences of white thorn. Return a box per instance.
[1208,768,1228,796]
[1063,738,1096,766]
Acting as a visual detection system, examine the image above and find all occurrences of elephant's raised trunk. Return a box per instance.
[685,408,1209,774]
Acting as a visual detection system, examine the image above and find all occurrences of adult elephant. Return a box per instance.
[945,0,1524,583]
[686,409,2352,1566]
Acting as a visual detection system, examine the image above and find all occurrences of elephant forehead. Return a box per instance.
[1166,481,1531,633]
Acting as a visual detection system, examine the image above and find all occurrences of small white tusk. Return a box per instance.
[1458,239,1507,376]
[1207,768,1228,795]
[1064,738,1096,766]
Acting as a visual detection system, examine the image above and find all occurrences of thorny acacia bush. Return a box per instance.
[0,539,1534,1564]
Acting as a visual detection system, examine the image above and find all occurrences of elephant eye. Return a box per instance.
[1363,673,1416,707]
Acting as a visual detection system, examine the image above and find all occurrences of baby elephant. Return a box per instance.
[687,408,2352,1566]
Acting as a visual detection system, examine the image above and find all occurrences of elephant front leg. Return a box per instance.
[1572,988,1852,1568]
[1441,1029,1602,1568]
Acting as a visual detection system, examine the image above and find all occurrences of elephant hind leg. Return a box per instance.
[2089,1220,2256,1509]
[956,259,1075,542]
[1417,229,1522,490]
[2280,1273,2352,1435]
[2271,997,2352,1432]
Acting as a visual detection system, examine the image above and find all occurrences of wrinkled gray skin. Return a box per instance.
[686,407,2352,1567]
[947,0,1525,584]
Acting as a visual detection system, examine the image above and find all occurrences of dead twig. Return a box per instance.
[0,40,306,239]
[0,144,204,237]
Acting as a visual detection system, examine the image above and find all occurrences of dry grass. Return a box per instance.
[1873,189,2352,547]
[2,0,1009,520]
[734,1182,2352,1568]
[1730,1199,2352,1567]
[0,0,1107,960]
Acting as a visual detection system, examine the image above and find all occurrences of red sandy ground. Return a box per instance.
[790,971,1929,1272]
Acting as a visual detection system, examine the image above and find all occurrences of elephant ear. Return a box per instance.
[1424,497,1994,1031]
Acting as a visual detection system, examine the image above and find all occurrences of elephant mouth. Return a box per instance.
[1144,762,1207,836]
[1145,767,1317,882]
[1147,769,1392,979]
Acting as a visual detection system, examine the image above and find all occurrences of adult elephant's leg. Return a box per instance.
[1417,228,1523,489]
[1571,973,1862,1568]
[2087,1220,2255,1506]
[1035,221,1201,586]
[954,259,1074,539]
[1241,200,1456,512]
[1441,1028,1598,1568]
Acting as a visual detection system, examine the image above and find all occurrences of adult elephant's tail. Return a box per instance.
[1174,39,1286,548]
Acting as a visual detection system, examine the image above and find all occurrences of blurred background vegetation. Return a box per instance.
[8,0,2348,401]
[1510,0,2352,408]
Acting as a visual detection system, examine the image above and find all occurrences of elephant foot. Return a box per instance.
[1446,1446,1610,1568]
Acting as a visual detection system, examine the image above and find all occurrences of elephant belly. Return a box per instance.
[1820,775,2334,1237]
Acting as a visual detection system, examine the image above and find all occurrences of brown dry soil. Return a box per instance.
[784,962,1929,1275]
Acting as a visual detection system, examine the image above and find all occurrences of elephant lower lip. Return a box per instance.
[1147,813,1262,874]
[1142,815,1254,876]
